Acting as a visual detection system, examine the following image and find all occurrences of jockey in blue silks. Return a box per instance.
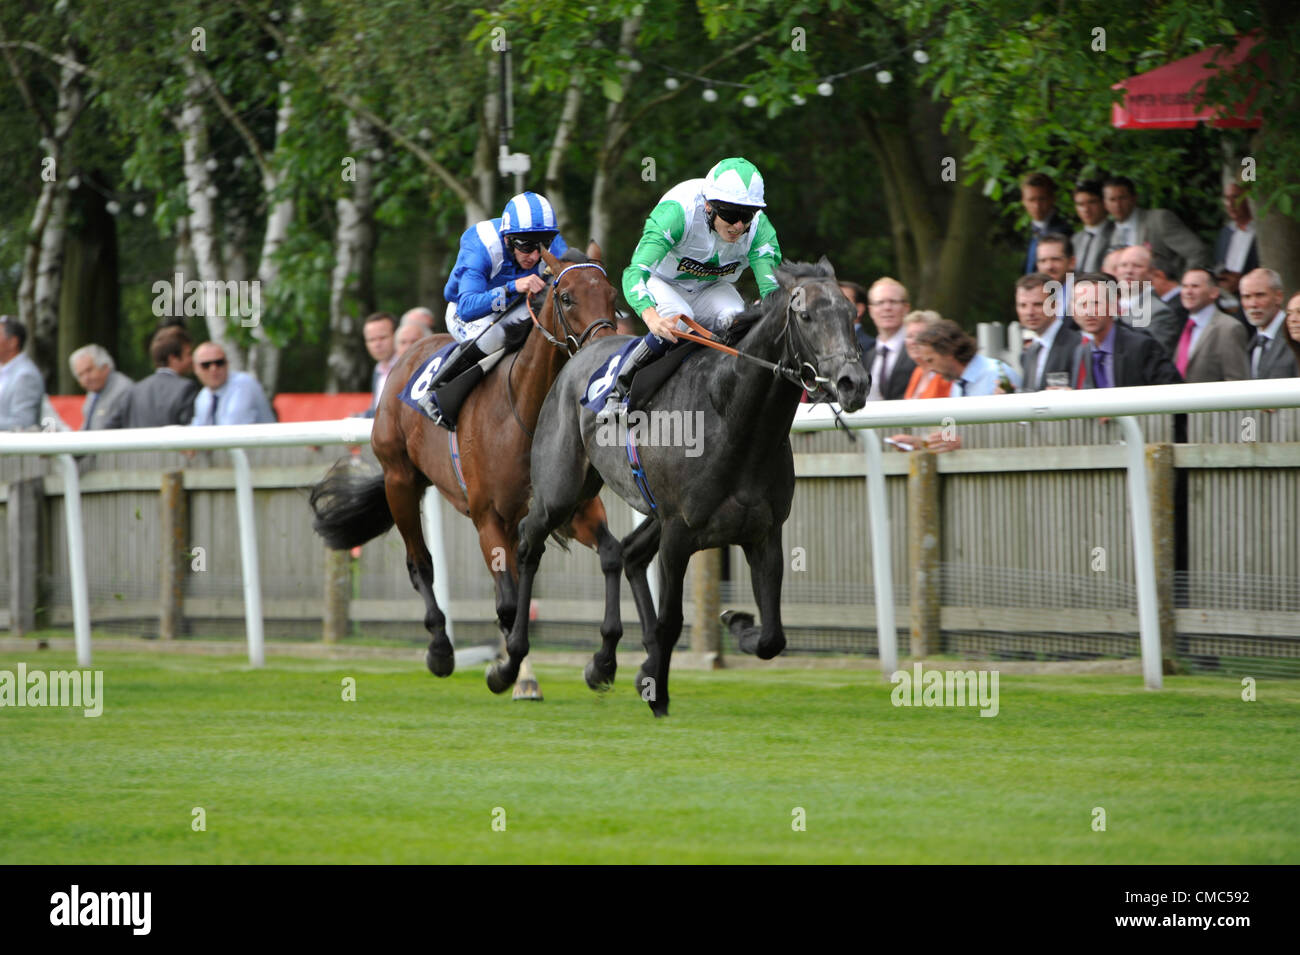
[424,191,570,400]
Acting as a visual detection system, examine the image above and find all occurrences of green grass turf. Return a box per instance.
[1,651,1297,864]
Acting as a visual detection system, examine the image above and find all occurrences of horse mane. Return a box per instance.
[717,259,834,347]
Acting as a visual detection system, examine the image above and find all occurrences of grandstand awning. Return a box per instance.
[1111,35,1263,130]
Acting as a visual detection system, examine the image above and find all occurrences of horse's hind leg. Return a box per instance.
[729,527,787,660]
[569,497,624,691]
[635,521,689,718]
[385,471,454,676]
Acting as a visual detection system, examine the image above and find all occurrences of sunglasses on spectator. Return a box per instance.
[711,202,756,225]
[198,358,227,369]
[509,237,542,253]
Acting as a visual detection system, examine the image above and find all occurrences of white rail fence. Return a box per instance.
[2,377,1299,689]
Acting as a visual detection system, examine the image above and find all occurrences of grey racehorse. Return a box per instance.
[487,259,870,715]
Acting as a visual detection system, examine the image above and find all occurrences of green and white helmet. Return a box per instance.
[702,157,766,208]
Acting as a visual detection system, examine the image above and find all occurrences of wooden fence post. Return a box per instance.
[908,451,941,658]
[159,470,188,640]
[7,477,43,637]
[1146,443,1179,672]
[323,547,352,644]
[690,548,723,665]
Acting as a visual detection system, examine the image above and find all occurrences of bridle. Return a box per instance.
[775,279,863,396]
[527,262,616,355]
[509,261,616,438]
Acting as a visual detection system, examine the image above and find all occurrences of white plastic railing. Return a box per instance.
[2,378,1298,686]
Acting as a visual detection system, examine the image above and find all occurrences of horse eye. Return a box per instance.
[561,293,574,306]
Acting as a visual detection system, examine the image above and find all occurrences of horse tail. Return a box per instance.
[309,460,395,549]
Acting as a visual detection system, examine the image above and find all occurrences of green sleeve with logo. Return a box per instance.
[622,200,687,317]
[747,213,783,298]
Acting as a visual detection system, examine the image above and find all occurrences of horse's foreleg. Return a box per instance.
[570,497,624,691]
[385,473,454,676]
[636,522,689,718]
[731,528,787,660]
[486,507,547,695]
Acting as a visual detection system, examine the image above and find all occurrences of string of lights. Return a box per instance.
[635,28,942,106]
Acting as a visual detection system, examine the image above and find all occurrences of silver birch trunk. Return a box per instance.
[326,113,377,393]
[247,81,295,393]
[544,74,583,240]
[177,58,236,360]
[588,15,642,246]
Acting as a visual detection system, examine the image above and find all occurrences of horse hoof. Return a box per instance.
[736,630,760,655]
[721,610,755,636]
[635,667,662,712]
[584,658,616,692]
[426,646,455,677]
[756,632,787,660]
[512,677,544,701]
[485,663,515,695]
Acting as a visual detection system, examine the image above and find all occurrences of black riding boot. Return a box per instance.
[602,339,660,416]
[416,340,487,422]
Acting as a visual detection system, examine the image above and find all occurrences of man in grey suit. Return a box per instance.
[1176,268,1250,383]
[1103,176,1209,279]
[1070,180,1114,273]
[1240,268,1300,379]
[70,344,134,430]
[0,316,45,431]
[104,325,200,428]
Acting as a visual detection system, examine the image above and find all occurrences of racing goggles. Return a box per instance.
[710,202,757,225]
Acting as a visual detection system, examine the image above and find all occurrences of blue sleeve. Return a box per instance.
[447,235,503,322]
[549,233,569,259]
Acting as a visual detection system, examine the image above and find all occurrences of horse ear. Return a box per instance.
[538,244,561,276]
[816,255,836,279]
[774,265,797,291]
[586,240,603,265]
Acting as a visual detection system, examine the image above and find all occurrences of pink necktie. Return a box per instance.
[1174,320,1195,377]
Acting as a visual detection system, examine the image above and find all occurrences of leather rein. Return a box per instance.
[508,261,617,437]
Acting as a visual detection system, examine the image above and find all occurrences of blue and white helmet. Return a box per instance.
[500,192,559,240]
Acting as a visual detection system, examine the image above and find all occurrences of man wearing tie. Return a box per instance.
[69,344,133,430]
[1174,268,1249,383]
[860,277,915,400]
[1240,268,1300,379]
[190,342,276,425]
[1020,172,1073,275]
[1070,180,1114,274]
[1016,273,1081,391]
[1070,273,1182,388]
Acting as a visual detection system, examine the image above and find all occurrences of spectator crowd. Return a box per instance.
[837,171,1300,451]
[0,307,440,433]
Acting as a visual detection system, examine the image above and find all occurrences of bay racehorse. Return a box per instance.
[487,258,870,715]
[310,243,622,692]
